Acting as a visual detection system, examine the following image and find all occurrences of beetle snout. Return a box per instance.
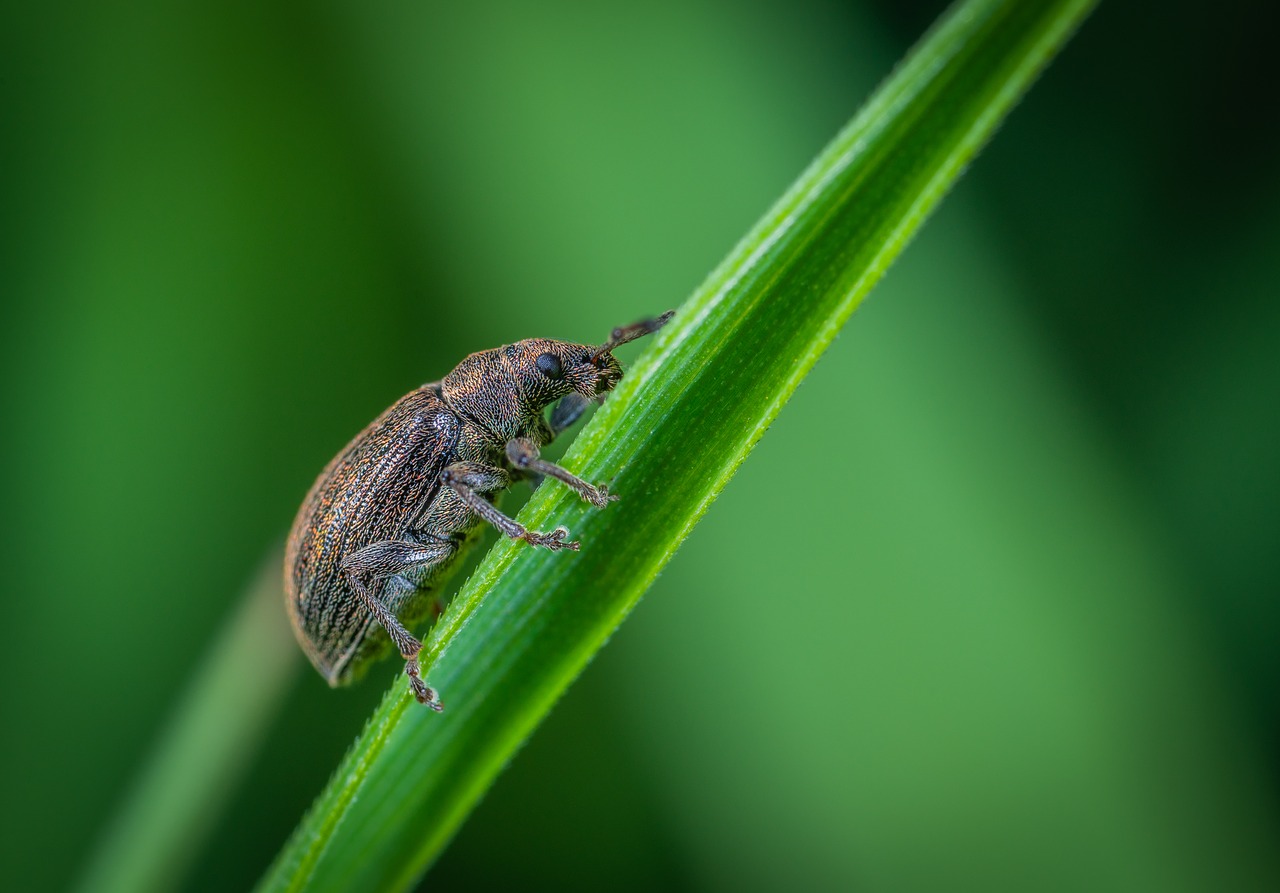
[593,356,624,394]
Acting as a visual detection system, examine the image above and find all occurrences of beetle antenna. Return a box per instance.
[591,310,674,361]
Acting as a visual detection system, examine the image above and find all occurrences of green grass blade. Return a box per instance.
[76,549,300,893]
[258,1,1096,890]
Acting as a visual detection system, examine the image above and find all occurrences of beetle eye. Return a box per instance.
[535,352,564,379]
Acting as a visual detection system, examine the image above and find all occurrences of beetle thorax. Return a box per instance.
[440,349,521,442]
[440,347,548,443]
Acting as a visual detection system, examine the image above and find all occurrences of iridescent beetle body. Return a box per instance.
[285,314,671,711]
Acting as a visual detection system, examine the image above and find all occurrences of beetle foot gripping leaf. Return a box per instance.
[523,525,579,551]
[283,312,673,708]
[404,655,443,712]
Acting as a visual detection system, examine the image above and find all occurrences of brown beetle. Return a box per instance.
[284,313,672,711]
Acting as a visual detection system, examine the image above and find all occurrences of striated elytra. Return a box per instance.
[284,312,673,711]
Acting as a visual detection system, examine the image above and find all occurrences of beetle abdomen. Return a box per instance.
[285,386,460,683]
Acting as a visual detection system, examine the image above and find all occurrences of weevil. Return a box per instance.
[284,312,673,711]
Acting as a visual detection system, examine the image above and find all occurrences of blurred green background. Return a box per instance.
[2,1,1278,891]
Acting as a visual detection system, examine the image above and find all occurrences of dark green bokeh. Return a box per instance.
[2,2,1276,891]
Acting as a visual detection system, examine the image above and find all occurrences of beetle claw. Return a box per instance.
[524,525,580,551]
[583,484,618,509]
[405,658,443,711]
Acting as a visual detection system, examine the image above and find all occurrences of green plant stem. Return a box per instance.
[75,548,301,893]
[253,0,1096,890]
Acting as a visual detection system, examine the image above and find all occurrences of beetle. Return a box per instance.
[284,312,673,711]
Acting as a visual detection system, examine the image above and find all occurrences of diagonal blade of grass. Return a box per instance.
[75,548,300,893]
[259,1,1096,890]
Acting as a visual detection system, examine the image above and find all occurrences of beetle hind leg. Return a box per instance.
[403,658,442,712]
[341,537,456,710]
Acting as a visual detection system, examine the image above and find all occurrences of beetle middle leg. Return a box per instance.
[441,462,580,551]
[506,437,616,509]
[341,537,456,710]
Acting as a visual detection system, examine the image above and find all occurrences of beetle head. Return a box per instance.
[512,311,674,408]
[441,312,673,441]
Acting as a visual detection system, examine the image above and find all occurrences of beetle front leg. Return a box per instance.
[549,392,593,436]
[441,462,579,551]
[342,537,456,711]
[506,437,617,509]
